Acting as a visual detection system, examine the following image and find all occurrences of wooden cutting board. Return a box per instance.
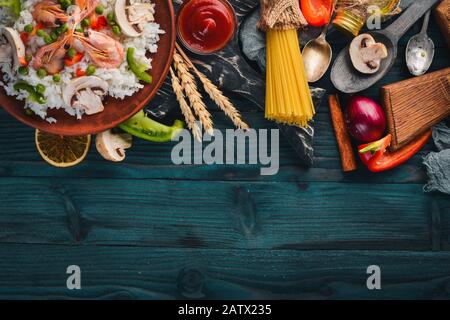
[434,0,450,49]
[381,67,450,151]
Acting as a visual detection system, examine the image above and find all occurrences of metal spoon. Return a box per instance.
[330,0,439,93]
[302,2,336,83]
[406,11,435,76]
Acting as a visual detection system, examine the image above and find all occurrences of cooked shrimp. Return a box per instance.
[76,0,100,20]
[34,35,71,74]
[32,0,69,27]
[73,30,124,69]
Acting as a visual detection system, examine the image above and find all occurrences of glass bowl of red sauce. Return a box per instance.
[177,0,237,55]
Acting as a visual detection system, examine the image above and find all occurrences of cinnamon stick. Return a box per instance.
[328,95,358,172]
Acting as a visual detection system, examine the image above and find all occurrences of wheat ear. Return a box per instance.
[175,43,249,130]
[194,71,250,130]
[170,67,202,142]
[173,50,214,136]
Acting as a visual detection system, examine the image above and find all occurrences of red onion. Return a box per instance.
[345,96,386,142]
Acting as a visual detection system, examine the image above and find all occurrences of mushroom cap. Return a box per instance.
[63,76,109,106]
[1,27,26,70]
[115,0,142,38]
[96,130,133,162]
[349,34,388,75]
[63,76,109,115]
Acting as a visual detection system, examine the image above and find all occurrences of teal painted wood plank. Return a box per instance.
[0,245,450,299]
[0,177,447,250]
[0,7,446,301]
[0,109,431,183]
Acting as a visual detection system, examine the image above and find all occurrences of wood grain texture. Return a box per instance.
[434,0,450,49]
[382,68,450,151]
[0,110,434,184]
[1,245,450,299]
[0,1,448,299]
[0,177,449,250]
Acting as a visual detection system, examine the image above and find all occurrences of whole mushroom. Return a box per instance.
[349,34,388,74]
[0,27,26,70]
[115,0,155,38]
[96,129,133,162]
[63,76,109,116]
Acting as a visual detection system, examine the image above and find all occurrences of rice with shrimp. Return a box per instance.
[0,0,164,122]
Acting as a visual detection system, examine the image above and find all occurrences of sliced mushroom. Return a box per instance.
[63,76,109,116]
[115,0,155,38]
[349,34,388,74]
[0,39,12,62]
[96,129,133,162]
[0,27,26,70]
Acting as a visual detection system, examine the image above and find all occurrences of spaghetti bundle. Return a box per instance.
[259,0,315,127]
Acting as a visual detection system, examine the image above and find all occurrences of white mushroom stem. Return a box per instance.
[0,43,12,62]
[96,130,133,162]
[360,44,388,63]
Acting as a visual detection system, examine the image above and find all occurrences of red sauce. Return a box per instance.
[178,0,236,54]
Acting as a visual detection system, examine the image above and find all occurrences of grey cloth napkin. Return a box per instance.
[423,122,450,195]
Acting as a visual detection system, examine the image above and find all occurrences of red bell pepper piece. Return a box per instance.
[300,0,334,27]
[65,52,84,66]
[358,131,432,173]
[95,16,108,30]
[90,13,99,29]
[18,56,28,66]
[20,32,29,44]
[90,14,107,30]
[75,68,86,77]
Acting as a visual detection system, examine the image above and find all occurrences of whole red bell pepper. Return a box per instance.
[358,131,432,172]
[300,0,334,27]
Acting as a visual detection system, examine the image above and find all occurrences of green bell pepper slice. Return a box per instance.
[126,47,153,84]
[119,110,184,143]
[14,82,47,105]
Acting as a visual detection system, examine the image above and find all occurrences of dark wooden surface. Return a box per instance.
[0,0,449,299]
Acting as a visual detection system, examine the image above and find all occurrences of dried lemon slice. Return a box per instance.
[35,130,91,167]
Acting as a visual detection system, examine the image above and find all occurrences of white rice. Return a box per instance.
[0,0,164,122]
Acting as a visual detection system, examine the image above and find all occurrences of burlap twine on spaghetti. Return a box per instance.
[257,0,308,31]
